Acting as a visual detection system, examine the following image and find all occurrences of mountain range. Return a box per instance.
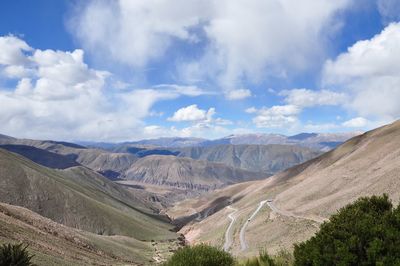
[0,134,322,189]
[107,132,360,151]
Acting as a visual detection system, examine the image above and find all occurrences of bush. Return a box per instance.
[164,244,234,266]
[240,251,275,266]
[238,250,294,266]
[294,194,400,265]
[0,243,34,266]
[273,249,294,266]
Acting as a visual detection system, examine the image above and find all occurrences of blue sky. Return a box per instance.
[0,0,400,141]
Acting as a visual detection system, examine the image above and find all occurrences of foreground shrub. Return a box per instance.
[164,244,234,266]
[0,243,34,266]
[238,250,294,266]
[273,249,294,266]
[240,251,275,266]
[294,194,400,265]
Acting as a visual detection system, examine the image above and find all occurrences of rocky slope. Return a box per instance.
[0,202,182,265]
[122,155,266,190]
[170,144,321,174]
[0,148,176,241]
[0,137,138,179]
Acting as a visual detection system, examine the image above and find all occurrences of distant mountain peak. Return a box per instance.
[288,133,318,140]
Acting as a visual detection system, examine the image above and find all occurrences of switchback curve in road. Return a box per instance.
[239,200,268,251]
[223,206,238,252]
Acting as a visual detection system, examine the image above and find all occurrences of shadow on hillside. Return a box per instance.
[0,144,80,169]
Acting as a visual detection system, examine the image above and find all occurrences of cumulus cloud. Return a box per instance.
[0,35,32,65]
[342,117,369,128]
[167,104,232,137]
[225,89,252,100]
[281,88,347,108]
[251,105,300,128]
[247,88,347,129]
[245,107,258,114]
[323,22,400,121]
[69,0,350,91]
[168,104,214,122]
[0,35,211,141]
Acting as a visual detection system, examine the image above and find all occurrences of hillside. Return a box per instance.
[171,120,400,257]
[0,203,183,265]
[171,144,321,174]
[109,143,321,175]
[0,137,138,179]
[0,148,176,242]
[122,155,266,190]
[274,119,400,217]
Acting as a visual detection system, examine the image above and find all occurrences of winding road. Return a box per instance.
[223,206,238,251]
[239,200,268,251]
[221,198,326,253]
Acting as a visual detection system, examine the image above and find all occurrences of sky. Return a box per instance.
[0,0,400,141]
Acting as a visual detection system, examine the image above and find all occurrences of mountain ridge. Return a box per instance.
[123,155,267,190]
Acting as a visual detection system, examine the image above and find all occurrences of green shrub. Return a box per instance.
[164,244,234,266]
[294,194,400,266]
[273,249,294,266]
[0,243,34,266]
[238,250,294,266]
[240,251,275,266]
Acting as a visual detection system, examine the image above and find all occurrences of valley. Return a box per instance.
[0,123,399,264]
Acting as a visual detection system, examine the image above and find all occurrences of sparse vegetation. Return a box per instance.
[163,244,235,266]
[294,194,400,265]
[238,250,294,266]
[239,251,275,266]
[273,249,295,266]
[0,243,34,266]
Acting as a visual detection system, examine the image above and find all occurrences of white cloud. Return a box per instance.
[251,105,300,128]
[154,84,213,97]
[247,88,347,129]
[302,122,339,132]
[0,35,209,141]
[3,65,34,78]
[323,22,400,120]
[168,104,214,122]
[69,0,205,68]
[281,88,347,108]
[245,107,258,114]
[225,88,252,100]
[342,117,369,128]
[166,104,232,137]
[69,0,350,91]
[0,35,32,65]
